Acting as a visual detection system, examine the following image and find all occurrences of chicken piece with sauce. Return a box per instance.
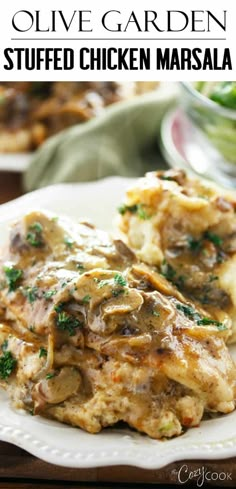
[0,211,235,439]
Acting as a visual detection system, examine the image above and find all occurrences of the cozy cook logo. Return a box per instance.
[172,464,233,487]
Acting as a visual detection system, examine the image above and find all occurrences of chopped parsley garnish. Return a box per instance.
[56,311,83,336]
[160,261,186,290]
[22,286,38,303]
[114,273,127,287]
[112,275,127,297]
[0,350,17,380]
[77,263,85,272]
[82,294,91,304]
[118,203,151,220]
[32,222,43,233]
[187,237,202,252]
[176,303,200,321]
[61,279,72,288]
[43,290,57,300]
[4,265,23,292]
[98,279,110,288]
[112,289,125,298]
[29,325,35,333]
[196,318,227,330]
[209,274,219,283]
[46,372,55,380]
[204,231,223,247]
[39,347,47,358]
[118,204,138,215]
[152,310,160,317]
[64,236,74,248]
[176,302,226,330]
[187,232,223,256]
[1,340,8,351]
[137,205,151,220]
[96,274,127,296]
[160,260,176,281]
[54,303,64,313]
[27,222,44,247]
[159,175,176,181]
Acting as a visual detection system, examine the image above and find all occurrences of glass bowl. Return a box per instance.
[180,82,236,176]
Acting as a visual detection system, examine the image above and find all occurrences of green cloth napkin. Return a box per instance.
[23,85,177,191]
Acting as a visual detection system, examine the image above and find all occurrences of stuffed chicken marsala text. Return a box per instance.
[0,210,235,439]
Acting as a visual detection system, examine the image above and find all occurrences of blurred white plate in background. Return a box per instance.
[0,153,32,172]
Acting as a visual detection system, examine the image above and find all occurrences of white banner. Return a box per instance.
[0,0,235,80]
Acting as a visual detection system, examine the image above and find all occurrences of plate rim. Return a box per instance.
[1,405,236,469]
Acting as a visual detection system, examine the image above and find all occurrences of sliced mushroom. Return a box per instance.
[130,263,184,301]
[113,239,137,263]
[33,366,81,407]
[87,287,143,335]
[102,288,143,318]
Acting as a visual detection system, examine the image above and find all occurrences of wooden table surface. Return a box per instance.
[0,171,23,205]
[0,170,236,488]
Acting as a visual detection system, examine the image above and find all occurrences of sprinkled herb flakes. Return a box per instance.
[176,302,226,330]
[96,273,128,297]
[43,290,57,300]
[112,289,125,298]
[64,236,74,248]
[118,203,151,220]
[160,260,176,281]
[204,231,223,247]
[187,231,223,255]
[39,347,47,358]
[176,303,199,321]
[46,372,55,380]
[82,295,91,304]
[118,204,139,215]
[159,175,176,181]
[56,310,83,336]
[22,286,39,303]
[0,350,17,380]
[77,263,85,272]
[152,310,160,317]
[187,237,202,252]
[27,222,44,247]
[4,265,23,292]
[114,273,127,287]
[209,274,219,283]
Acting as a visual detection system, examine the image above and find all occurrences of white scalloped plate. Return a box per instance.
[0,177,236,469]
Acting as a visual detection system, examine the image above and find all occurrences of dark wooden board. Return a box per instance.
[0,442,235,486]
[0,171,23,204]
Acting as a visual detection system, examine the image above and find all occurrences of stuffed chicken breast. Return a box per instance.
[0,211,235,439]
